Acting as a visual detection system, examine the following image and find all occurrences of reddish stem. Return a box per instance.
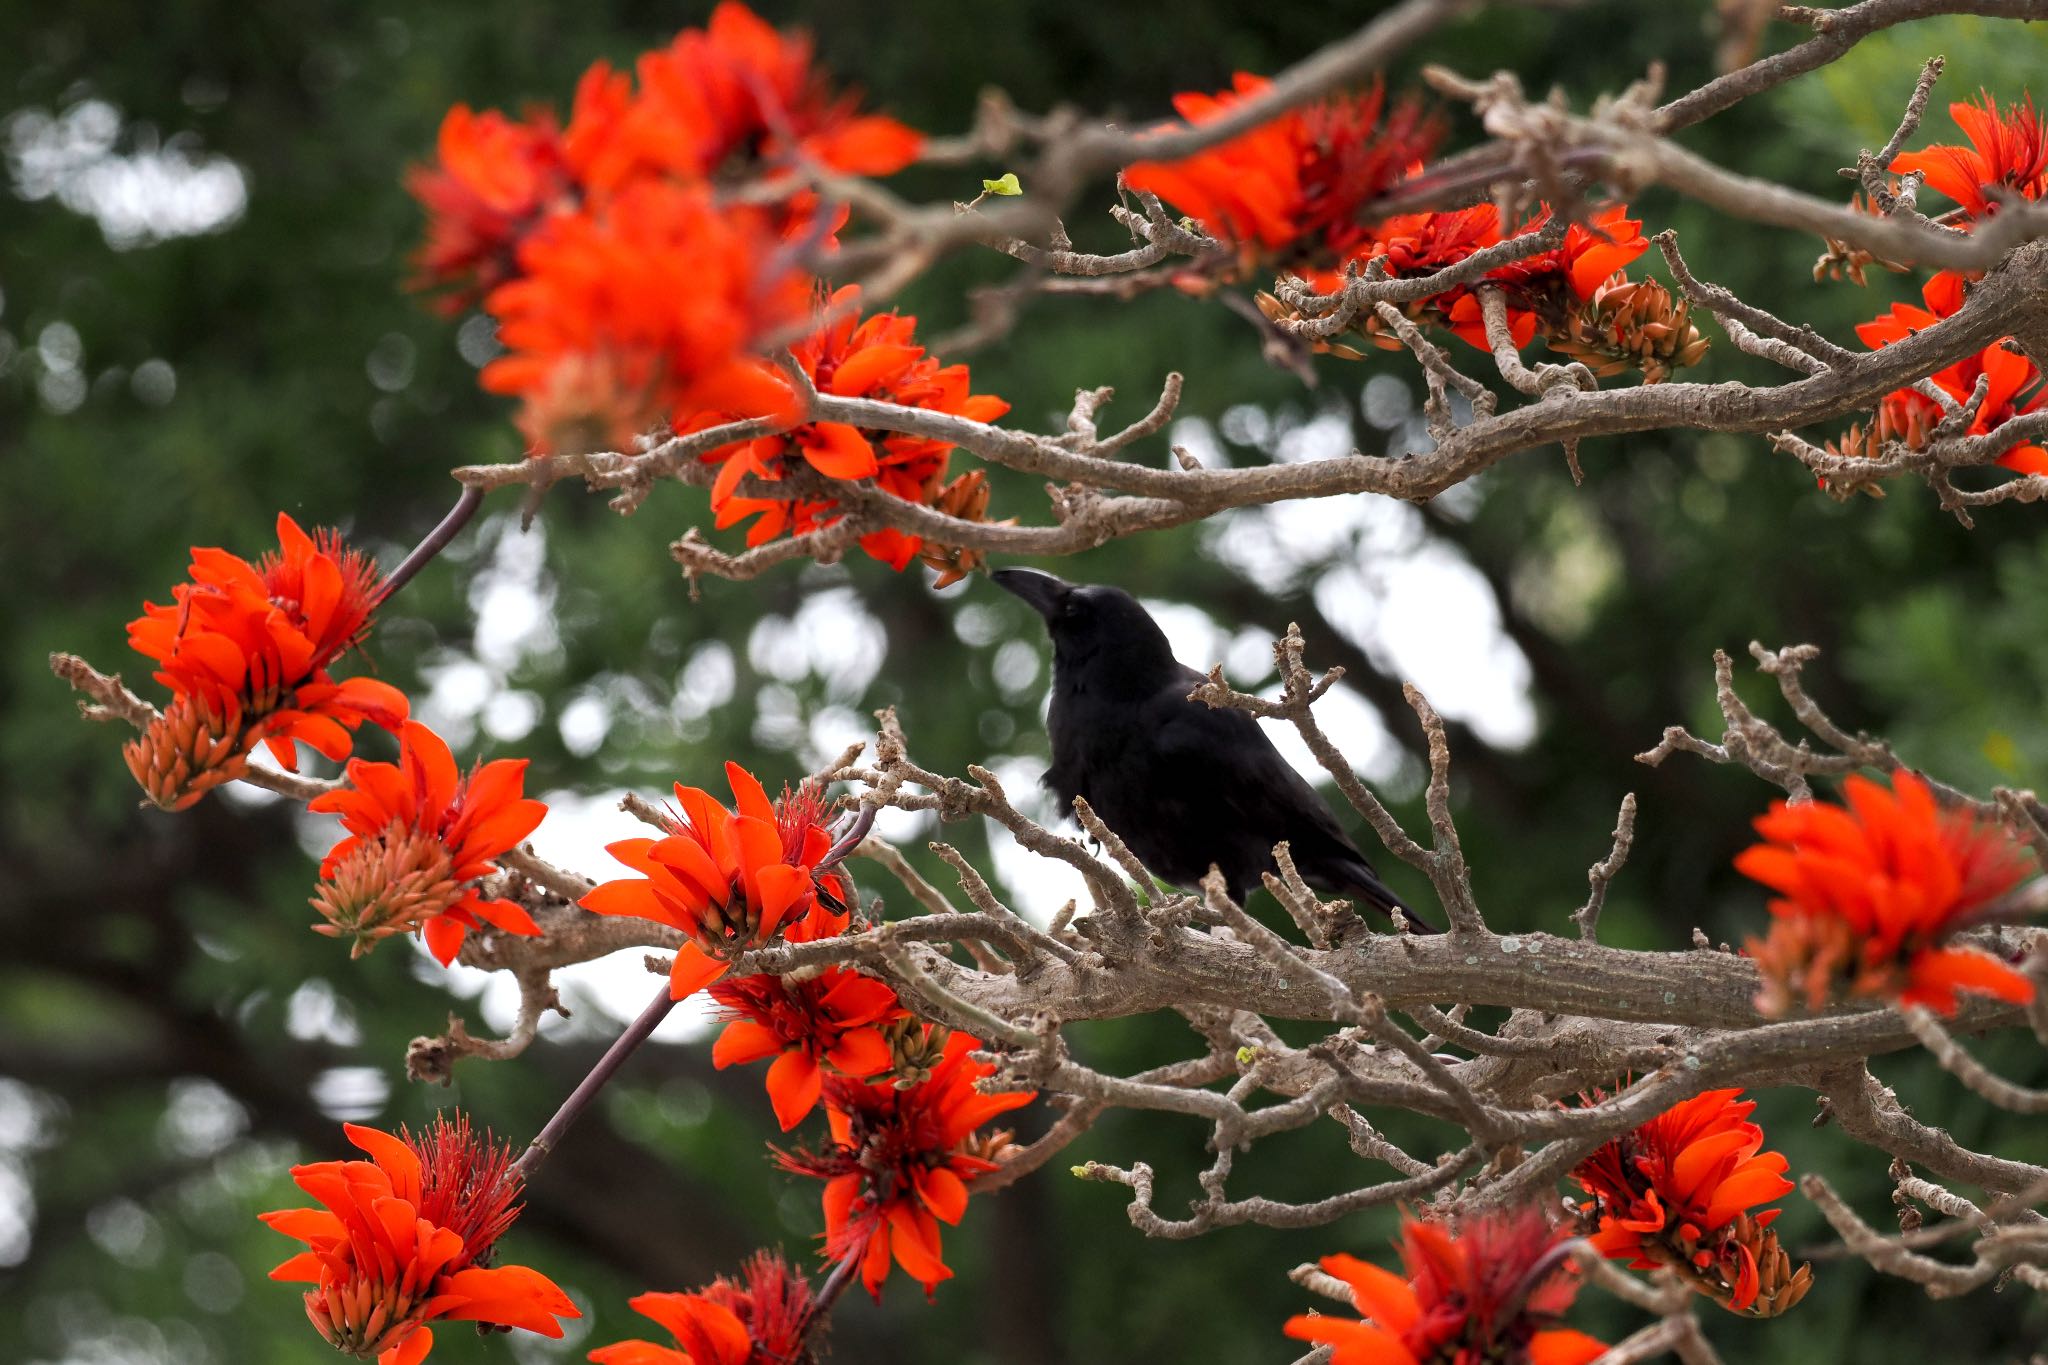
[820,804,876,868]
[378,485,484,604]
[790,1247,864,1362]
[510,982,675,1182]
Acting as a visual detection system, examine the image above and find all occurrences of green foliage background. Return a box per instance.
[3,2,2046,1361]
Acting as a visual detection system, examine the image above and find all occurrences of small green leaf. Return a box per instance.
[982,172,1023,196]
[1236,1045,1260,1065]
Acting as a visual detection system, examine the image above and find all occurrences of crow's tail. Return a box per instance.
[1343,869,1441,936]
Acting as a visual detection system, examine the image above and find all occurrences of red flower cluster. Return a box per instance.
[1570,1088,1809,1316]
[1892,92,2047,223]
[1283,1207,1605,1365]
[588,1251,818,1365]
[686,284,1011,575]
[1312,198,1700,380]
[776,1029,1033,1297]
[411,1,919,309]
[124,514,408,810]
[408,3,923,456]
[1842,271,2048,476]
[261,1116,576,1365]
[1131,73,1701,381]
[1441,204,1650,347]
[411,7,1007,578]
[580,764,850,1000]
[1736,771,2036,1016]
[1124,74,1440,269]
[308,719,547,964]
[709,967,905,1130]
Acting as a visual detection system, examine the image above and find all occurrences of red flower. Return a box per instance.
[307,720,548,964]
[1481,204,1650,309]
[765,773,855,914]
[1360,203,1506,281]
[406,106,571,311]
[1736,771,2036,1015]
[123,514,407,808]
[1125,74,1439,269]
[1570,1088,1808,1316]
[587,1251,817,1365]
[775,1030,1033,1298]
[1853,272,2047,475]
[1347,204,1537,351]
[261,1116,577,1365]
[579,1,922,196]
[1892,92,2048,222]
[580,763,848,1000]
[480,181,810,455]
[685,285,1010,571]
[1415,204,1643,351]
[708,968,905,1129]
[1284,1207,1605,1365]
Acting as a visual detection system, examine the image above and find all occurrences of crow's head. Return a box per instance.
[992,567,1178,678]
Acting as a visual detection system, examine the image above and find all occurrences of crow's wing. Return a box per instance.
[1142,668,1430,928]
[1130,668,1361,871]
[1152,667,1356,830]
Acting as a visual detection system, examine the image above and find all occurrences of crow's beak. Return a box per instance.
[991,567,1068,620]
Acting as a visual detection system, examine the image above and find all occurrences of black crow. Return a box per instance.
[993,567,1436,934]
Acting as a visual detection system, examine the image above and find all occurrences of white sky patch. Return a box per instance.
[156,1080,246,1160]
[0,1079,58,1269]
[1205,484,1421,591]
[1145,597,1401,781]
[0,1158,29,1268]
[747,587,886,698]
[417,656,495,748]
[468,518,559,673]
[558,692,611,756]
[406,515,567,752]
[7,100,247,249]
[874,804,933,846]
[983,756,1090,922]
[284,979,362,1047]
[483,689,543,742]
[1182,397,1538,752]
[1316,552,1536,748]
[1142,598,1231,672]
[309,1066,389,1123]
[674,641,737,721]
[1268,679,1401,782]
[805,704,869,771]
[1273,409,1356,464]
